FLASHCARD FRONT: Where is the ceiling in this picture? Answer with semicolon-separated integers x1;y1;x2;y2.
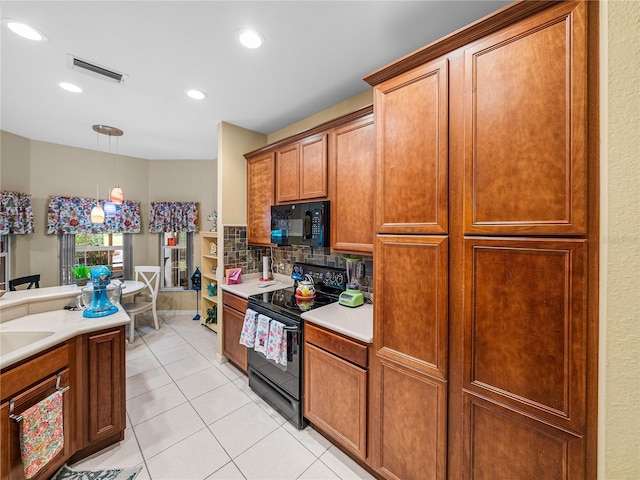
1;1;511;160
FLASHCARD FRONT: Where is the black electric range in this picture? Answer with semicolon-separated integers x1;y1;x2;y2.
246;262;346;429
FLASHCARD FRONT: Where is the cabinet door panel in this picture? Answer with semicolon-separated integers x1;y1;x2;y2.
375;58;448;234
330;115;375;253
222;304;248;373
304;343;367;460
299;134;328;200
374;360;446;480
88;330;124;442
247;152;275;245
276;143;300;203
463;1;587;234
464;395;584;480
375;235;448;379
464;237;586;430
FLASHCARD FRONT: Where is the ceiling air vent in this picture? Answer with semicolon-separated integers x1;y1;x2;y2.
66;54;129;84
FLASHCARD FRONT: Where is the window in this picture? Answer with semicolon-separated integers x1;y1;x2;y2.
0;234;9;291
59;233;132;284
160;232;193;290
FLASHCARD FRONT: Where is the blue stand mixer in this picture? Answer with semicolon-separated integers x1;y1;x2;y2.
80;265;119;318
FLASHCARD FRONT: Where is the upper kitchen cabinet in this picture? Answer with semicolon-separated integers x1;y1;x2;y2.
329;113;375;253
247;152;275;246
374;58;449;235
276;133;328;204
462;1;587;235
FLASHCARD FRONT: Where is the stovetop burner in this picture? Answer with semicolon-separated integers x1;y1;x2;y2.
248;287;338;320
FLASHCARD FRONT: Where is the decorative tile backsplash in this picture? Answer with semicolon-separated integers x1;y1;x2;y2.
223;225;374;293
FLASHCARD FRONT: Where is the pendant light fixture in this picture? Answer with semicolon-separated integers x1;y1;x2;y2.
90;129;105;224
92;124;124;204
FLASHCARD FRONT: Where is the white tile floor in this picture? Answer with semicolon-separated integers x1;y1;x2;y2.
70;313;376;480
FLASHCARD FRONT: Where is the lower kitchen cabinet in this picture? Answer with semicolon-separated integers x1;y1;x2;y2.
1;346;72;480
222;291;248;373
304;323;368;461
0;327;127;479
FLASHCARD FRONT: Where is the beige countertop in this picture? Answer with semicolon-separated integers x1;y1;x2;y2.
301;302;373;344
1;306;130;370
220;273;373;343
220;273;293;299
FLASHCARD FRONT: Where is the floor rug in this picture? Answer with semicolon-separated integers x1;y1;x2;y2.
50;465;142;480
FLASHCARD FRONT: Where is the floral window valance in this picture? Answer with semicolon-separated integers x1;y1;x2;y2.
149;202;199;233
0;191;34;234
47;196;141;234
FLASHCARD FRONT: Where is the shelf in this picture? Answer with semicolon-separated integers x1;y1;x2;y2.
202;295;218;304
202;322;218;332
202;272;217;281
203;254;218;260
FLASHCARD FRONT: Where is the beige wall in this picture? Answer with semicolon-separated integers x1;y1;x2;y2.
267;89;373;144
600;1;640;478
0;131;216;310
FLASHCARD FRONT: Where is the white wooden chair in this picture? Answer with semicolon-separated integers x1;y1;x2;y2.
122;266;161;343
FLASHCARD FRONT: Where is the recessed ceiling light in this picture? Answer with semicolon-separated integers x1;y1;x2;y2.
186;89;207;100
59;82;82;93
238;29;264;49
4;19;47;42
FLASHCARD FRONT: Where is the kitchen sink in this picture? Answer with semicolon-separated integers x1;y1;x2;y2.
0;331;55;356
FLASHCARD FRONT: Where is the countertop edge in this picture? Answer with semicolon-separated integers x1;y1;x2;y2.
1;307;130;370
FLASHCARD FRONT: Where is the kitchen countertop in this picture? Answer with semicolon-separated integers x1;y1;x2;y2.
220;273;293;299
1;306;130;370
301;302;373;344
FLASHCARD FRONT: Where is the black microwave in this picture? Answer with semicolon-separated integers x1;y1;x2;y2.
271;201;329;247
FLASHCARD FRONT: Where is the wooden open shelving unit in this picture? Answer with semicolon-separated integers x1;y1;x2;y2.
200;232;219;333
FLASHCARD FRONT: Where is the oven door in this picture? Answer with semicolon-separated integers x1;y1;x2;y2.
246;302;304;428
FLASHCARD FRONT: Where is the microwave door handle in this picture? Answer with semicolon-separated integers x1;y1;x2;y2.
304;210;312;239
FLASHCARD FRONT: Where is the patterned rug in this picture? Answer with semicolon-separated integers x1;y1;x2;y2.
51;465;142;480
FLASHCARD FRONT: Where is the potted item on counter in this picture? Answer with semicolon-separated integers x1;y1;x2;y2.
72;264;91;286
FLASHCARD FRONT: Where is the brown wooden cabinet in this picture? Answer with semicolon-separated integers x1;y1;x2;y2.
374;58;449;235
247;152;275;245
86;329;125;443
365;1;597;479
276;133;328;203
1;328;127;479
371;235;448;480
329;114;375;253
1;346;72;480
222;291;248;373
304;323;368;461
461;2;587;236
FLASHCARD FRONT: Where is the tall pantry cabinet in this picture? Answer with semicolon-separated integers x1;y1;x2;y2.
366;1;598;479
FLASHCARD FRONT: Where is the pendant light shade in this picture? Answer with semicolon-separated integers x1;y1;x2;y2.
91;204;105;223
109;186;124;204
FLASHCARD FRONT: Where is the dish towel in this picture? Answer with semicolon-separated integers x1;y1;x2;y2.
20;390;64;479
265;320;288;366
239;308;258;347
254;314;271;354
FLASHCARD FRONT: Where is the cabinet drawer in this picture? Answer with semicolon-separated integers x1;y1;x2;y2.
305;323;367;369
223;292;248;313
1;344;69;401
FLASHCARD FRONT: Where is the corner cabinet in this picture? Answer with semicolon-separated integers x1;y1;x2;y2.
200;232;220;333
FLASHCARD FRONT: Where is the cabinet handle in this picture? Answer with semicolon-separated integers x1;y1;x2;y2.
8;373;71;423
